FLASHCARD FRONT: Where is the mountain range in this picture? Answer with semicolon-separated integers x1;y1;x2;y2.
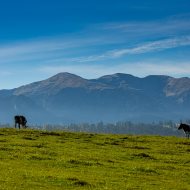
0;72;190;125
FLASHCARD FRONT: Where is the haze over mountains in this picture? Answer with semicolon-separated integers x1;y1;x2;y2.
0;72;190;125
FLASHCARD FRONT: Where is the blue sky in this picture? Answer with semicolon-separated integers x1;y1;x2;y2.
0;0;190;89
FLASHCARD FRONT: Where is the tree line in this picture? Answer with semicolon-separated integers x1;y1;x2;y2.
1;120;189;136
30;120;189;136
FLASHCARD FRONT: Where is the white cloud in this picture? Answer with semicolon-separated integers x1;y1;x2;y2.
56;36;190;63
0;16;189;65
0;71;12;76
0;35;109;64
1;35;190;65
101;17;190;39
108;36;190;58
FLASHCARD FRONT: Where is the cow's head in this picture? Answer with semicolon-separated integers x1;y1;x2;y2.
178;123;184;130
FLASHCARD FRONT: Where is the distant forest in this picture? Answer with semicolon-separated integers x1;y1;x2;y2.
3;120;187;137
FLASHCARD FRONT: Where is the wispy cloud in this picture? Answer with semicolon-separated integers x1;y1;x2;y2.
0;37;101;62
0;15;189;65
108;36;190;57
1;15;190;89
57;35;190;63
1;35;190;65
0;71;12;76
101;16;190;39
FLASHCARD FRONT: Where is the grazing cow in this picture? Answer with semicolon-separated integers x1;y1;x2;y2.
178;123;190;139
14;115;27;129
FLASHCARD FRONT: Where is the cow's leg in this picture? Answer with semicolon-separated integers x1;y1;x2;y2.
18;123;20;129
15;122;16;128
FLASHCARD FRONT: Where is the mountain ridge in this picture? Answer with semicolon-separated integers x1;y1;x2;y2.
1;72;190;124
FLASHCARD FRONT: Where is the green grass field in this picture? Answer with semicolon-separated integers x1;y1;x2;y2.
0;128;189;190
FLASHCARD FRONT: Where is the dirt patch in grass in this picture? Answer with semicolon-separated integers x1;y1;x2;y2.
32;143;46;148
68;159;103;167
67;177;92;187
0;147;12;151
131;146;150;150
22;136;37;140
132;167;159;174
0;139;7;142
177;141;190;146
133;153;155;160
28;155;53;161
68;159;93;166
40;131;62;136
74;180;90;186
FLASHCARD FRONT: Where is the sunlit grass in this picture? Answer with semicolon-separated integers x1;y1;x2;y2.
0;128;189;189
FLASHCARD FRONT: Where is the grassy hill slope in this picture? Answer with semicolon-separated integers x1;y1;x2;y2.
0;128;189;189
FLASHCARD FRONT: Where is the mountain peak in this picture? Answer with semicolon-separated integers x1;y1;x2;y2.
95;73;139;88
49;72;84;81
13;72;88;96
99;73;136;80
46;72;87;86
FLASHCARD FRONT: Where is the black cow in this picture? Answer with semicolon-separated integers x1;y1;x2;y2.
14;115;27;129
178;123;190;139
